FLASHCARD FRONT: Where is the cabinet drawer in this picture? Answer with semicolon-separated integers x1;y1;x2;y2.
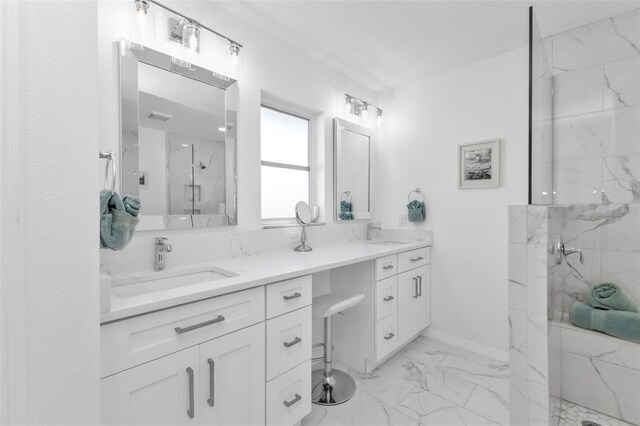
101;287;265;378
266;359;311;426
266;276;312;319
375;314;398;361
266;306;312;381
398;247;431;273
375;276;397;321
375;255;398;281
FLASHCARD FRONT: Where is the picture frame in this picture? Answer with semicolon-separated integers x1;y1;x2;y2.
458;139;500;189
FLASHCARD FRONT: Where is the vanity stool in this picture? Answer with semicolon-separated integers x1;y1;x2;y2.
311;293;365;406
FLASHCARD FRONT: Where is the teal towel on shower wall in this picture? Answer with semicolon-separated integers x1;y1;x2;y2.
570;302;640;343
588;283;639;313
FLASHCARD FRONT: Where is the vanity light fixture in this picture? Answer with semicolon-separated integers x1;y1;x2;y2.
345;94;383;121
218;126;226;132
135;0;243;58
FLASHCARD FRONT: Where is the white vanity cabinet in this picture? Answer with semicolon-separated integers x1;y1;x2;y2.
331;245;431;373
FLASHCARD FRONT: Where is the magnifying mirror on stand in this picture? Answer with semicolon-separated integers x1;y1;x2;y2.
294;201;313;252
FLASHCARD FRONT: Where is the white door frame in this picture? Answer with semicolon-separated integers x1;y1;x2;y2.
1;1;26;423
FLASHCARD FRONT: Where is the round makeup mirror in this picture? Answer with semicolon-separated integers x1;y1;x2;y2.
294;201;313;252
295;201;313;225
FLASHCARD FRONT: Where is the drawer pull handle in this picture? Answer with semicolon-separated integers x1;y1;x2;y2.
382;265;394;270
283;292;302;301
175;315;225;334
413;277;419;299
186;367;195;419
410;256;424;262
383;296;394;302
384;332;395;340
283;337;302;348
207;358;215;407
283;393;302;408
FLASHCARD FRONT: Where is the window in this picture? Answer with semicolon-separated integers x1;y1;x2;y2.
260;105;311;221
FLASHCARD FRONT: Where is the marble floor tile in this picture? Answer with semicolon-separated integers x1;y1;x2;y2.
397;388;499;426
323;389;419;426
406;335;497;368
302;404;345;426
437;354;510;401
464;385;509;425
379;352;476;406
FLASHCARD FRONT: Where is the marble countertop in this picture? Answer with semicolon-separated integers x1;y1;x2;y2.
101;237;432;324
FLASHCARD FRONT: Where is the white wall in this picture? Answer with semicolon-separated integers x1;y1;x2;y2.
378;46;529;353
13;1;101;423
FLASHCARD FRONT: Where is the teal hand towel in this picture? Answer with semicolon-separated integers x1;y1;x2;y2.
570;302;640;343
339;211;353;220
406;200;425;222
588;283;638;312
100;190;139;250
340;200;352;213
122;195;141;217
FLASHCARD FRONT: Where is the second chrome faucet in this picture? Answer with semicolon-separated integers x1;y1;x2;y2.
154;237;173;271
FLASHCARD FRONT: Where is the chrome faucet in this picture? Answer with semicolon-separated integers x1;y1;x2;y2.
367;222;382;240
154;237;172;271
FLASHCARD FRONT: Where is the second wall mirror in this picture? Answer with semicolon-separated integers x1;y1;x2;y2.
334;118;374;221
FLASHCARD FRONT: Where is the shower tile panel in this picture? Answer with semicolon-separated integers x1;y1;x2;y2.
528;379;550;426
553;158;603;204
602;155;640;204
509;308;528;378
526;244;549;315
509;374;529;426
601;250;640;306
561;351;640;425
550;8;640;75
509;206;528;244
604;56;640;110
554;67;604;119
526;313;549;385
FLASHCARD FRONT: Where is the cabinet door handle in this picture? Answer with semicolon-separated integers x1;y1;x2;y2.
186;367;195;419
418;276;423;297
413;277;419;299
383;296;394;302
283;393;302;408
410;256;424;262
207;358;215;407
382;264;394;270
175;315;225;334
283;337;302;348
283;292;301;301
384;332;395;340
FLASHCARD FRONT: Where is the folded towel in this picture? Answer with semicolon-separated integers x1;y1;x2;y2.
122;195;141;217
340;200;352;213
100;190;139;250
588;283;638;312
339;211;353;220
406;200;425;222
570;302;640;343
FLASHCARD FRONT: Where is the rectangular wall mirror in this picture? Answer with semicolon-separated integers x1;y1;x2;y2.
119;39;238;230
334;118;374;221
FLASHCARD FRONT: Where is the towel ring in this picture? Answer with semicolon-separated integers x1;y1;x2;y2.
408;188;425;203
100;151;117;192
340;191;352;202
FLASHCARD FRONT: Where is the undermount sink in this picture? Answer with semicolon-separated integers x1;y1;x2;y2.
111;265;238;298
368;240;409;245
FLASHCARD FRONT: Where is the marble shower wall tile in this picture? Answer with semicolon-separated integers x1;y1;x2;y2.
560;324;640;371
509;374;529;426
561;351;640;424
553;158;603;204
602;155;640;204
554;66;604;118
509;206;528;244
604;56;640;110
509;244;527;311
601;250;640;304
550;8;640;75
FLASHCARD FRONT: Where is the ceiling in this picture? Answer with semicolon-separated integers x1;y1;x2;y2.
217;0;639;92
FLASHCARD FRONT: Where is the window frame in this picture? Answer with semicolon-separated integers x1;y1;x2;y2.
260;103;314;224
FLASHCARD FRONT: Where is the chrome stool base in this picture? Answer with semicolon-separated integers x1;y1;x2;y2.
311;368;356;406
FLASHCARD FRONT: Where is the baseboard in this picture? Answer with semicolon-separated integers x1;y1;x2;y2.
421;328;509;364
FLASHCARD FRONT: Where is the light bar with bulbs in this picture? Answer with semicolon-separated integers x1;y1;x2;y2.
345;94;383;121
134;0;242;57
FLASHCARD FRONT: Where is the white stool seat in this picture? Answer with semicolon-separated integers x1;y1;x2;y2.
313;294;364;318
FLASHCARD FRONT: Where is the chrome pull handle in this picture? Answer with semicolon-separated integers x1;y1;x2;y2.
413;277;419;298
410;256;424;262
283;292;301;301
207;358;215;407
384;332;395;340
383;264;394;270
175;315;225;334
186;367;195;419
283;393;302;408
383;296;394;302
418;276;423;297
283;337;302;348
